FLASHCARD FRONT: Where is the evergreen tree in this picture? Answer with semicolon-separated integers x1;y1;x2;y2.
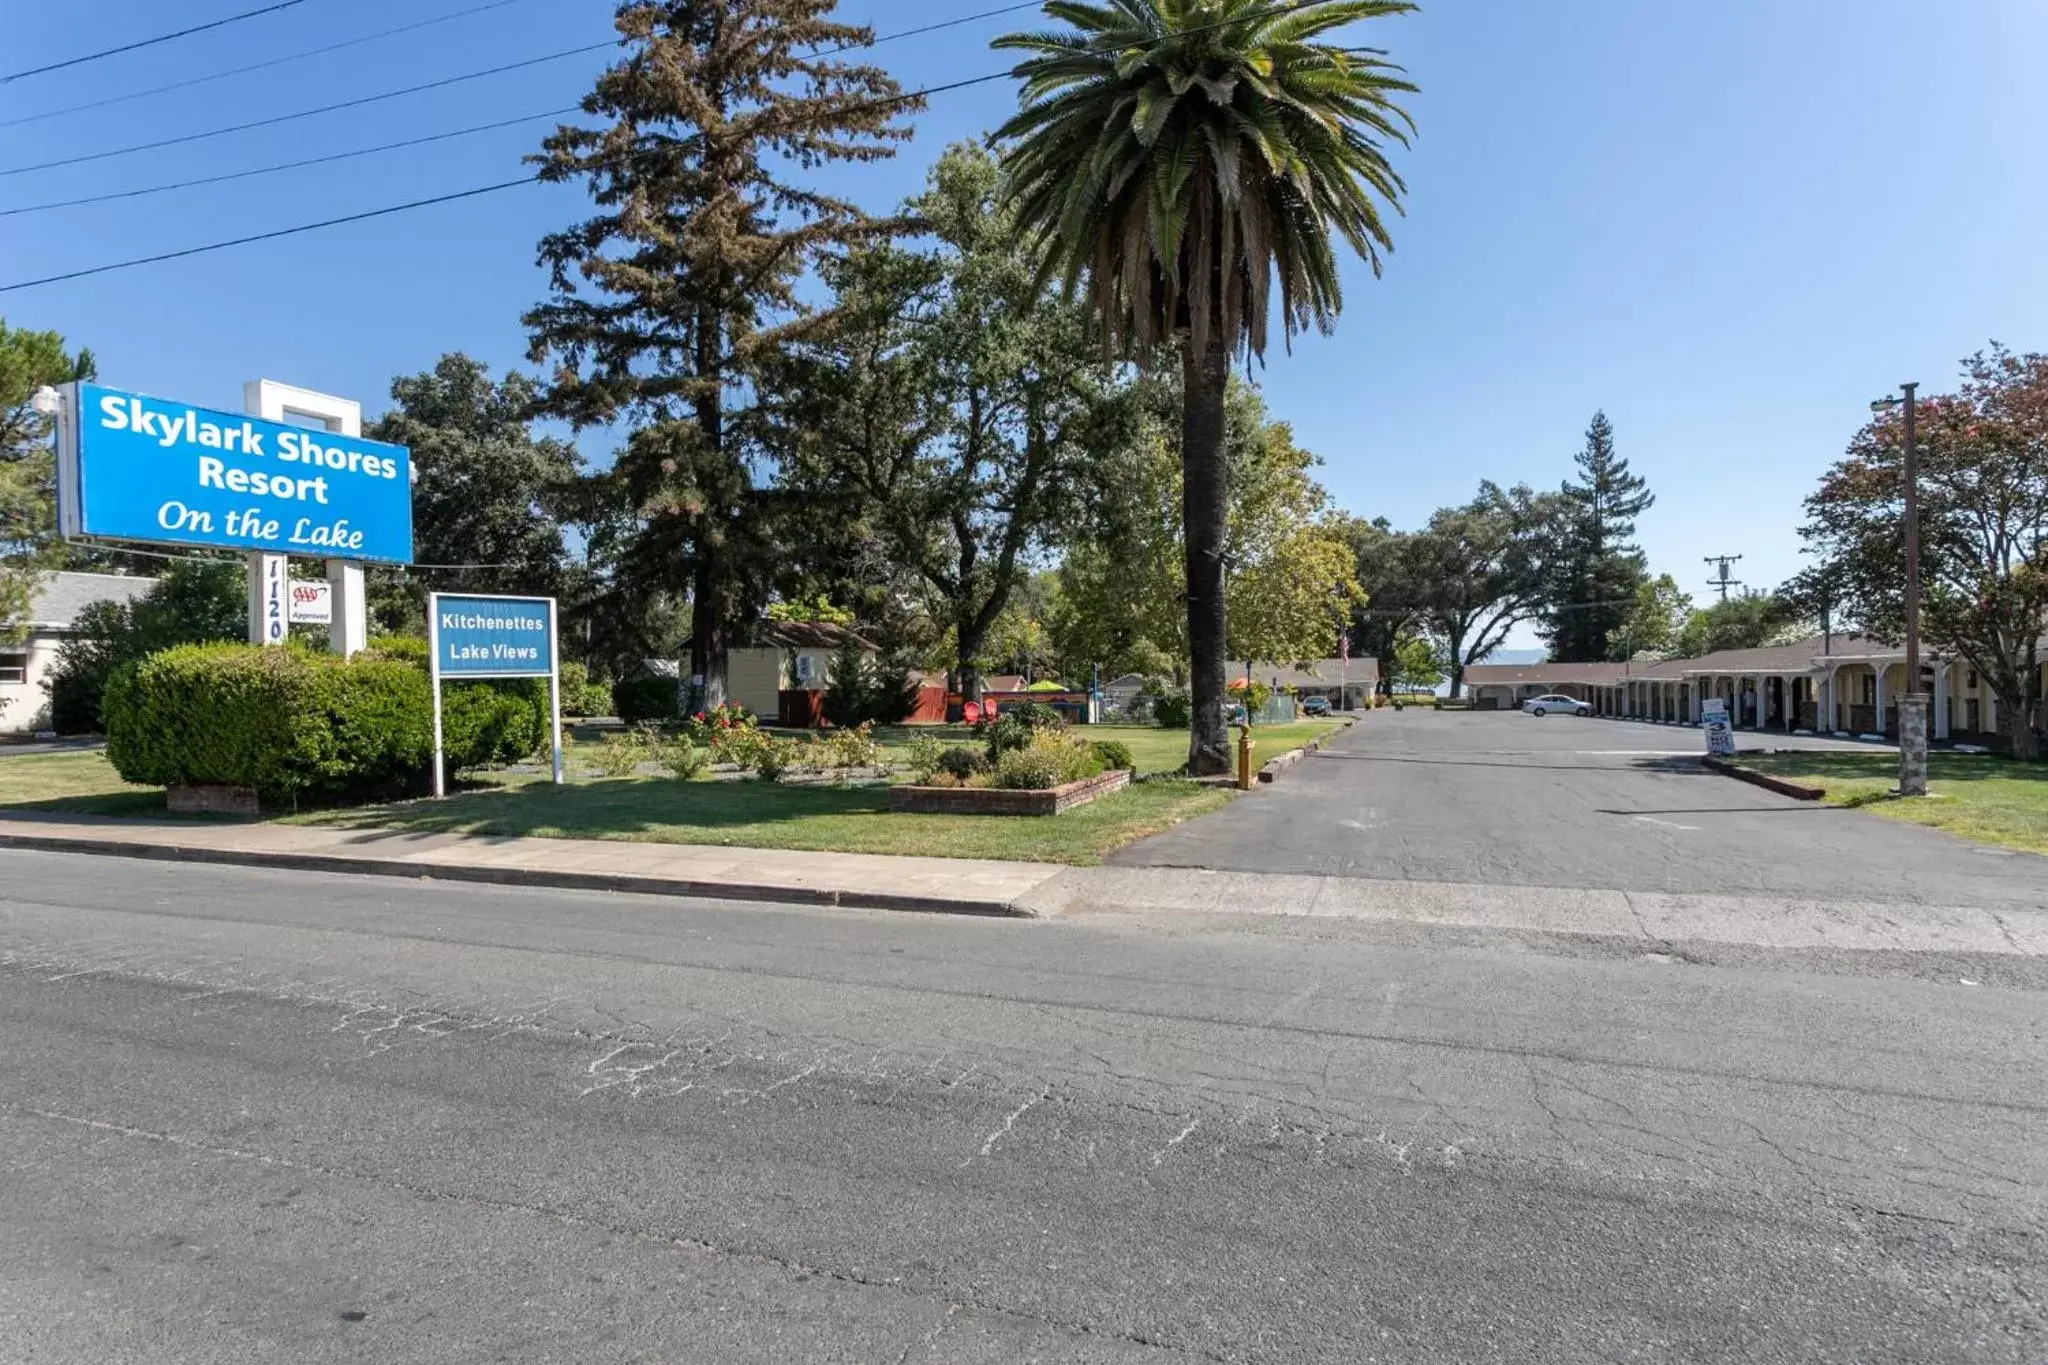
1544;410;1654;661
1;320;96;635
364;354;581;633
524;0;916;710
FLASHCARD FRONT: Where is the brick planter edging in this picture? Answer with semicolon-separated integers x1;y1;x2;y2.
1701;756;1824;801
888;768;1131;816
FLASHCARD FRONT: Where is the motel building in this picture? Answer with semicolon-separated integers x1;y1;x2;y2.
1463;635;2047;751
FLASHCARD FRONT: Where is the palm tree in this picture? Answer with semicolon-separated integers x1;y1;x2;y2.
995;0;1414;772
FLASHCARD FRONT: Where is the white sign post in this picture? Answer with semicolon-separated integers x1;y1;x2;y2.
427;592;564;798
243;380;370;657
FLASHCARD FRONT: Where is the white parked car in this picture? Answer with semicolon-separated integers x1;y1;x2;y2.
1523;694;1592;717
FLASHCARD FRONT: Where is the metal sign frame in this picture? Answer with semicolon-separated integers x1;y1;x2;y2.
426;592;564;797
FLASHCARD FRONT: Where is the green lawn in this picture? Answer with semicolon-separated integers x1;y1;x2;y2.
0;741;1241;865
1735;750;2048;856
302;773;1229;864
0;750;175;817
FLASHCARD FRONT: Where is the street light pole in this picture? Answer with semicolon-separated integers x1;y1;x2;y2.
1873;383;1927;797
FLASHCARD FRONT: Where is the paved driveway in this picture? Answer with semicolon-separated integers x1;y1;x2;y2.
1115;711;2047;908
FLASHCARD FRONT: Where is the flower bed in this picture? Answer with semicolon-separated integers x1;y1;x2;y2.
888;768;1130;816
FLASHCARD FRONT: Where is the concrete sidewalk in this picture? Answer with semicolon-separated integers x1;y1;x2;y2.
0;814;1064;917
4;813;2042;956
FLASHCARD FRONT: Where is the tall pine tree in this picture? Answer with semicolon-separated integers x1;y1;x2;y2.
524;0;916;707
1543;410;1654;661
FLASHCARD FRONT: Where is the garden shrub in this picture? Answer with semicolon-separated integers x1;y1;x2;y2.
994;731;1103;791
364;636;544;769
558;661;615;717
709;724;772;770
753;736;801;782
104;643;431;803
686;701;757;743
979;700;1066;759
905;733;945;784
1149;687;1191;729
614;674;684;725
937;745;987;782
590;732;647;777
826;721;884;773
820;640;919;727
1089;738;1135;771
657;734;709;780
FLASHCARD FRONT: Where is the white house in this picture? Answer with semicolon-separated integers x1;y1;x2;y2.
1;571;156;736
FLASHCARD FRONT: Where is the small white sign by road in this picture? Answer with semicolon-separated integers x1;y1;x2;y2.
1702;698;1735;757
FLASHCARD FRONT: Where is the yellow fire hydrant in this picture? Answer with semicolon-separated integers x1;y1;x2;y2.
1235;721;1256;790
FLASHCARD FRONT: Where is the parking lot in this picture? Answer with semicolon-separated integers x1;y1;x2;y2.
1115;709;2047;909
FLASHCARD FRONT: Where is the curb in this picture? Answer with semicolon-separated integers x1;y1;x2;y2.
1256;725;1349;783
1701;756;1825;801
0;831;1033;919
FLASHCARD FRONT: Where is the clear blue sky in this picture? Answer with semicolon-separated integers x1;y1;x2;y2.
6;0;2046;644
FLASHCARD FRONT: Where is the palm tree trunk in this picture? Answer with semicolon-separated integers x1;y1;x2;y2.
1182;336;1231;775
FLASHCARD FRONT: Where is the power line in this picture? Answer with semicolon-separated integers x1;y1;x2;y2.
0;0;534;128
0;178;540;293
1;109;578;218
1;0;320;85
0;61;1028;292
0;42;617;179
0;0;1370;291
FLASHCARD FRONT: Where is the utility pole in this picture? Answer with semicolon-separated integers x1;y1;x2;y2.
1703;554;1744;602
1871;383;1927;796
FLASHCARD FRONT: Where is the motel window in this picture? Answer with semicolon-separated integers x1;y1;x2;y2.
0;650;26;685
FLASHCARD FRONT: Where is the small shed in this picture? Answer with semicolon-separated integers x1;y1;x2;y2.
710;621;877;725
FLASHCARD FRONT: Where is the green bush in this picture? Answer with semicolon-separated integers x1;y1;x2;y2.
1089;738;1135;771
558;661;615;717
590;732;647;778
753;736;801;782
994;731;1104;791
979;700;1067;759
104;643;431;803
905;733;946;784
657;734;709;780
1149;687;1191;729
937;745;987;781
364;636;544;769
614;674;684;725
820;640;919;727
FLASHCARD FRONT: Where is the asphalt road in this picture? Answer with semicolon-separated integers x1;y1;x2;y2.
5;849;2045;1363
1114;711;2048;907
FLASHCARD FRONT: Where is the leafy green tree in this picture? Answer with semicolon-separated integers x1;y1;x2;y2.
1;320;95;639
1673;591;1798;658
1388;632;1443;690
1614;572;1691;660
44;560;245;733
1343;517;1425;697
1797;345;2048;758
996;0;1417;773
1415;482;1563;694
1544;410;1653;661
767;144;1114;698
1055;375;1357;678
363;354;581;633
526;0;916;711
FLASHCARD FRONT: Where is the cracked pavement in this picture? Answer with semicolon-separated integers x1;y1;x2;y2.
3;846;2045;1363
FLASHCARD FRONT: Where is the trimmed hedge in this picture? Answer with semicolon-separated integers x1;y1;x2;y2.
104;639;549;805
105;644;431;802
364;636;546;768
615;674;684;725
